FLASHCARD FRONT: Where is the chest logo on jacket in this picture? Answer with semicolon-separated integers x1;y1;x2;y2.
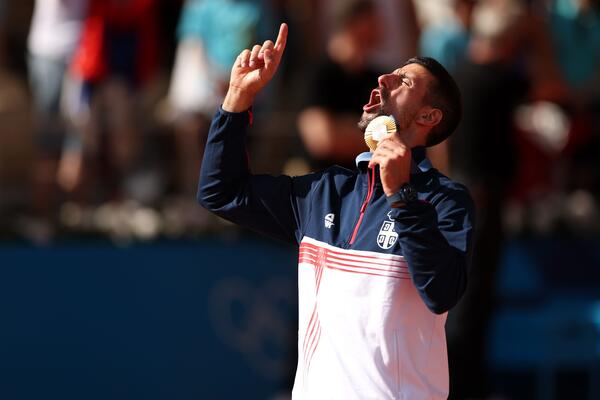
377;215;398;250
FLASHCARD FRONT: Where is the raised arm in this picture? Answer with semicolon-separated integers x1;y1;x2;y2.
197;24;323;244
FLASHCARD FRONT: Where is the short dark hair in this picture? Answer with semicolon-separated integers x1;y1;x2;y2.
403;56;462;147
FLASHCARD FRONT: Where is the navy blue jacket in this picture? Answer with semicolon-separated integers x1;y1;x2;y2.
198;108;475;314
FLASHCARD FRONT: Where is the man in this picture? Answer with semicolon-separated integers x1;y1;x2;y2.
298;0;383;170
198;24;474;399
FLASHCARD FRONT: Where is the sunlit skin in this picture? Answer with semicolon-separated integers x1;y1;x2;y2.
362;64;443;195
222;23;288;113
222;24;443;197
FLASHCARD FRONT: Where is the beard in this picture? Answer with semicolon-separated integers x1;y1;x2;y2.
357;108;386;132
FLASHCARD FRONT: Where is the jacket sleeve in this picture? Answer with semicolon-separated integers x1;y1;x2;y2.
389;187;475;314
197;107;322;244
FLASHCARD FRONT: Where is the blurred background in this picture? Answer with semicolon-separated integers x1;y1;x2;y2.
0;0;599;399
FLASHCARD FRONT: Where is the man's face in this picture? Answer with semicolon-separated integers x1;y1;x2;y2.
359;63;433;133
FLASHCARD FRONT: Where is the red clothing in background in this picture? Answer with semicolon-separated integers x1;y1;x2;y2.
71;0;159;85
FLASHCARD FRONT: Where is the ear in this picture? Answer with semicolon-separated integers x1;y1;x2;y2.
417;107;443;128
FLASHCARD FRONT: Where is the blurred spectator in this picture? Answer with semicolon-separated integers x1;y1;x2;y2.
296;0;382;170
502;0;600;230
0;1;32;229
543;0;600;204
418;0;477;175
320;0;419;71
545;0;600;97
445;0;531;398
370;0;420;71
27;0;88;218
419;0;475;73
63;0;161;204
164;0;268;198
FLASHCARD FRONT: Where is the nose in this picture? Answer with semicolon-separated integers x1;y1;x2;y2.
377;73;394;88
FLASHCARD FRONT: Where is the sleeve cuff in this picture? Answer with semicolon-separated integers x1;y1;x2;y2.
218;106;253;124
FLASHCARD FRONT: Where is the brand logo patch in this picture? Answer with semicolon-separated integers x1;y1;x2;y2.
324;213;335;229
377;220;398;250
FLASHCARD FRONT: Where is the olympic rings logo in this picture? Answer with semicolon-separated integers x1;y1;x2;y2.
208;276;297;379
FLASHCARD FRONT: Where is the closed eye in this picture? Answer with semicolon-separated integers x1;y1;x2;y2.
399;73;410;86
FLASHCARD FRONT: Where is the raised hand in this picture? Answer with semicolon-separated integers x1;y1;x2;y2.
223;23;288;112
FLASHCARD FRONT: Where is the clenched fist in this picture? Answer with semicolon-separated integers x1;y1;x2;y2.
368;134;412;196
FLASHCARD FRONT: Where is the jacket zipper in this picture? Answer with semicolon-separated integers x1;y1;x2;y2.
349;167;376;245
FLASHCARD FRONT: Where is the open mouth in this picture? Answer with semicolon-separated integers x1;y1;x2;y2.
363;88;383;113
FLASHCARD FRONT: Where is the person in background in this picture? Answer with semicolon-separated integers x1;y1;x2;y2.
369;0;420;71
544;0;600;97
63;0;160;204
297;0;382;171
319;0;419;71
417;0;477;176
164;0;268;199
542;0;600;200
419;0;476;74
444;0;553;397
27;0;88;217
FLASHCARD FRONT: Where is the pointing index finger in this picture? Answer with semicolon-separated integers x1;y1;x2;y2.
274;23;288;53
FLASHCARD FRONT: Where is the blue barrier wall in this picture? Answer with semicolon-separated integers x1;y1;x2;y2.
0;238;298;400
488;237;600;400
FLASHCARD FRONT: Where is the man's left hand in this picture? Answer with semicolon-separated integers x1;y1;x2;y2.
368;134;411;196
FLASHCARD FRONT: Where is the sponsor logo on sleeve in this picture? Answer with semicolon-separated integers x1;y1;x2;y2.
324;213;335;229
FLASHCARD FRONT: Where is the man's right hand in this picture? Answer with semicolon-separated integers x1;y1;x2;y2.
222;23;288;113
